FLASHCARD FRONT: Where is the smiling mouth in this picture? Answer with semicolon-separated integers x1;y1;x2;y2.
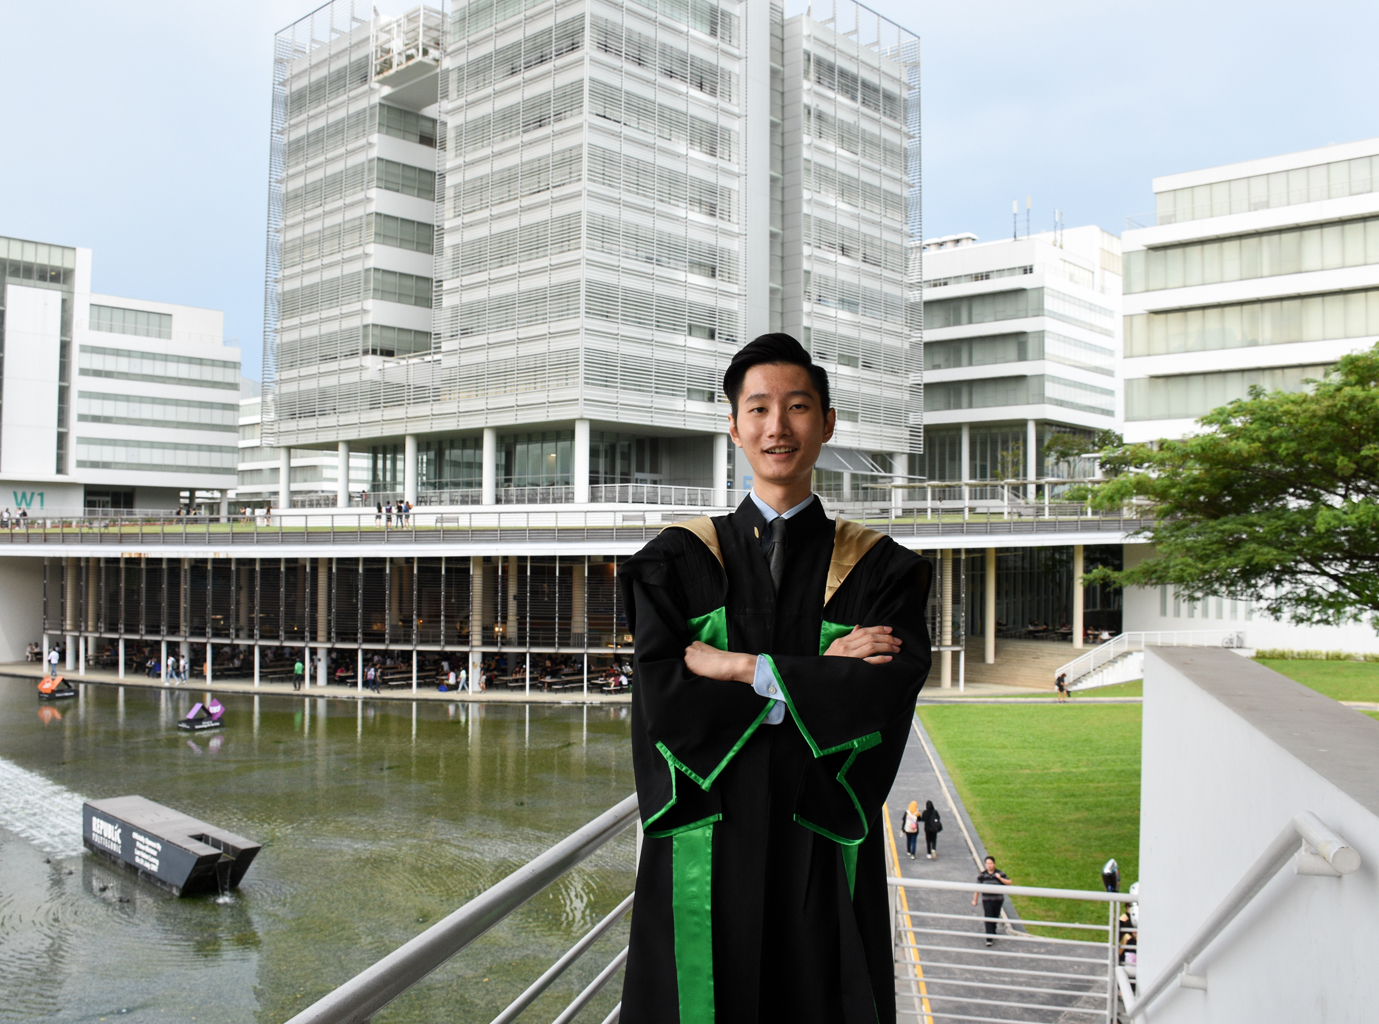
763;446;798;455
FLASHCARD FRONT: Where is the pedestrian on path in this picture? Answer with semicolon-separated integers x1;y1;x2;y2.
973;856;1012;946
178;654;190;685
47;646;60;678
902;801;920;858
921;799;943;859
292;657;305;691
1055;672;1069;702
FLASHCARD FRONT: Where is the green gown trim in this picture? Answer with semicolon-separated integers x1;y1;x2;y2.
819;619;854;655
673;823;716;1024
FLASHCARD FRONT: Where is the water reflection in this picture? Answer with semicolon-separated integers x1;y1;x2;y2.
0;677;634;1024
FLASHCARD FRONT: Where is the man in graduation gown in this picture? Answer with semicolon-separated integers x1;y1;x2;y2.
619;333;934;1024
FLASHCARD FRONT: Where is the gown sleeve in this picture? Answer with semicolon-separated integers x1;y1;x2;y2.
761;544;933;843
621;533;776;835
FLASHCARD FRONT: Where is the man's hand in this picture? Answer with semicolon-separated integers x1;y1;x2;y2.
825;625;902;664
684;641;757;684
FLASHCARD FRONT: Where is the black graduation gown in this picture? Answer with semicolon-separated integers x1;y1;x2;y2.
618;496;933;1024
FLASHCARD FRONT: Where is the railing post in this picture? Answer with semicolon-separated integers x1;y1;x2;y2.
1106;899;1119;1023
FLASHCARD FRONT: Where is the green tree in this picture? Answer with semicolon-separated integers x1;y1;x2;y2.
1083;344;1379;630
1042;429;1124;476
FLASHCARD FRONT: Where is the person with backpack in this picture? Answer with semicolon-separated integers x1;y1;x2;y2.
921;799;943;859
902;801;921;859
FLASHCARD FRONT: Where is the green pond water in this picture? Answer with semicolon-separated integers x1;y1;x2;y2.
0;677;636;1023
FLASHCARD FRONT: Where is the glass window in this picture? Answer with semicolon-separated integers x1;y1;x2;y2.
1125;364;1331;421
89;305;172;340
1156;151;1379;224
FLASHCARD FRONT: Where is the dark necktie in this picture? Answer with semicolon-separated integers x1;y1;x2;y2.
768;517;787;593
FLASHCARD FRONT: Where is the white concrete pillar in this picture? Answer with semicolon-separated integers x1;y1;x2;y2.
482;427;497;505
278;447;292;510
712;432;729;507
1026;418;1038;502
571;558;586;646
357;647;363;691
161;639;169;685
78;634;86;676
573;418;591;503
65;636;76;671
118;638;125;680
960;423;971;506
841;471;852;501
337;441;351;507
891;451;908;513
940;549;953;688
404;434;418;505
317;645;327;687
1073;544;1085;649
252;643;259;687
985;547;997;665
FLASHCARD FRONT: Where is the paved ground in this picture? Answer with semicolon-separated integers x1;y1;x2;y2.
0;661;631;706
884;715;1118;1022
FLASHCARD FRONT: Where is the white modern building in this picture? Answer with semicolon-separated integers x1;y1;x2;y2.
0;235;241;515
919;226;1123;490
1121;137;1379;443
262;0;922;508
236;394;372;508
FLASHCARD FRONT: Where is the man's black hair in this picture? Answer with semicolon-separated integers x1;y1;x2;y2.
722;332;831;415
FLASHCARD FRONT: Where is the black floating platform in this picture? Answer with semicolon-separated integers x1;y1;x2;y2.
83;796;260;897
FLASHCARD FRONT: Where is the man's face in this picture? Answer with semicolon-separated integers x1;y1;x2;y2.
728;362;835;491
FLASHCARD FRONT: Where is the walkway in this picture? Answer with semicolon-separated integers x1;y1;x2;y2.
0;662;631;706
884;715;1113;1021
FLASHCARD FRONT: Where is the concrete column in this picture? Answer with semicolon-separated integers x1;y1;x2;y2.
984;547;997;665
337;441;351;507
252;643;259;687
78;633;85;675
389;559;401;640
317;557;329;686
317;646;327;688
162;639;169;686
471;556;487;646
1026;419;1038;502
571;558;586;646
573;418;591;503
85;557;97;633
841;471;852;501
64;556;78;671
482;427;497;505
404;434;418;504
278;447;292;510
712;432;729;507
940;549;953;688
118;638;125;679
891;451;908;513
1073;544;1085;649
507;556;520;646
960;423;971;506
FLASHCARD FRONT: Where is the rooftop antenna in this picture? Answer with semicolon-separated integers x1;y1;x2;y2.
1012;199;1018;240
1026;195;1032;238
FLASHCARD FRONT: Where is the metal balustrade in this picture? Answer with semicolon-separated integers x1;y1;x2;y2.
0;508;1154;548
890;877;1137;1024
1056;630;1249;687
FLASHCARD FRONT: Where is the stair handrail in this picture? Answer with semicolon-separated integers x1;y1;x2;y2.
283;793;639;1024
1127;811;1359;1018
1056;630;1249;684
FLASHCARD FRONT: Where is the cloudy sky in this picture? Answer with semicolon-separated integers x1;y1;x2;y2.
2;0;1374;381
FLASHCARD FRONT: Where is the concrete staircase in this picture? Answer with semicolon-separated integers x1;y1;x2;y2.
954;639;1073;690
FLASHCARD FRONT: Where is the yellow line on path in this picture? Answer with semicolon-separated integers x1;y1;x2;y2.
883;801;933;1024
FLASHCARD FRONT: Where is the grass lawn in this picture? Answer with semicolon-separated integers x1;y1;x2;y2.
917;703;1140;929
1254;658;1379;703
1071;681;1142;698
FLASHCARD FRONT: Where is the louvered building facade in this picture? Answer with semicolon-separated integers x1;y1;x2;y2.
262;0;919;509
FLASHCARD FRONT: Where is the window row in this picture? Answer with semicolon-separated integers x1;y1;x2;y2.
276;323;433;370
803;159;905;221
449;16;583;99
591;14;736;102
924;330;1115;376
589;144;734;221
924;374;1115;416
803;49;904;122
89;304;172;340
803;213;905;273
1124;215;1379;293
278;267;433;319
376;104;437;147
803;104;905;174
805;325;909;375
77;392;239;431
455;145;582;214
455;79;585;155
925;265;1034;290
285;52;370;120
1043;290;1116;337
804;270;906;323
452;211;583;276
1125;364;1331;421
282;158;436;219
627;0;738;45
589;78;735;160
280;212;434;268
587;212;738;282
78;345;240;390
1124;287;1379;357
284;107;369;168
75;437;239;473
1154;153;1379;225
926;287;1115;336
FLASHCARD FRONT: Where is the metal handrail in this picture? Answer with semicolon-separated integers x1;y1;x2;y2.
1126;811;1360;1018
283;793;639;1024
1056;630;1248;685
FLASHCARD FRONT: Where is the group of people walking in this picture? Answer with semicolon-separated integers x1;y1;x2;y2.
901;798;1015;946
374;501;412;527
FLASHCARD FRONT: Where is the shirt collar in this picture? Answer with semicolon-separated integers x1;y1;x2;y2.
749;490;816;523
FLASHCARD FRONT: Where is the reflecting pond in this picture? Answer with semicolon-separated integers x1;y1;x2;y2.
0;678;635;1023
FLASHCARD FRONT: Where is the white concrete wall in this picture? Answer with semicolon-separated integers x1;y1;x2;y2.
1;285;62;476
1122;542;1379;654
1139;648;1379;1023
0;557;45;661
